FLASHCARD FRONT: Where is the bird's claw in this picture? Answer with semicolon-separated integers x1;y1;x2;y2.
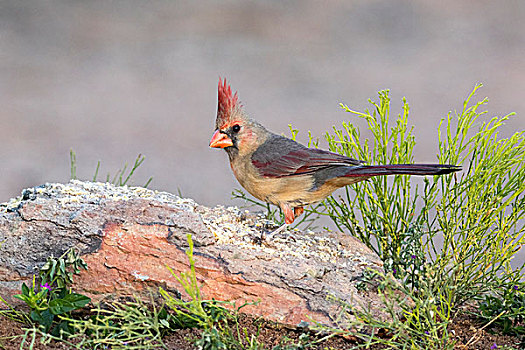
252;223;295;246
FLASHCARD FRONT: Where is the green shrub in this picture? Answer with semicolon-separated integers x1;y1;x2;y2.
478;282;525;336
315;84;525;347
13;249;90;336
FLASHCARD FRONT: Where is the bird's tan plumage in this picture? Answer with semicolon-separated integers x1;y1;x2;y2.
210;78;461;225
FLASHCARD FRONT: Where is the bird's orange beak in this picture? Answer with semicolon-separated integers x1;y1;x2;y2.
209;130;233;148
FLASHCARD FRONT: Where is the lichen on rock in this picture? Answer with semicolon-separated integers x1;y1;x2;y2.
0;180;387;328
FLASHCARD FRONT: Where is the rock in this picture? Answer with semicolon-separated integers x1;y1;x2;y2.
0;181;386;328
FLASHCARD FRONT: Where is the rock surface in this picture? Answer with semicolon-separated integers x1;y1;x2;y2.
0;181;385;328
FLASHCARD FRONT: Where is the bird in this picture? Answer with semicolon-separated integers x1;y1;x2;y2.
209;78;460;233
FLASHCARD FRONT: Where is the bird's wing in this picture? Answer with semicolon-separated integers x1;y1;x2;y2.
251;134;363;178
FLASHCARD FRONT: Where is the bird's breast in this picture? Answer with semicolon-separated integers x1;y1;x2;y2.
231;158;318;206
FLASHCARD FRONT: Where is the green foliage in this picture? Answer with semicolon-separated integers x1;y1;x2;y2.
355;268;381;292
161;234;265;350
478;282;525;336
69;150;153;187
317;270;456;350
39;248;88;289
161;234;220;330
195;327;227;350
66;296;170;349
323;91;422;270
0;294;30;324
13;248;90;336
70;149;77;180
315;84;525;346
421;87;525;307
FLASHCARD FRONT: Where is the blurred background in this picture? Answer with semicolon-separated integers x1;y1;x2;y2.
1;0;524;209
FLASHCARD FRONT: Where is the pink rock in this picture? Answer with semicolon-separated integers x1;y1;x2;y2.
0;181;386;327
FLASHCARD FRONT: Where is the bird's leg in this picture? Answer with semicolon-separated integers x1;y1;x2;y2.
282;203;295;225
294;206;304;218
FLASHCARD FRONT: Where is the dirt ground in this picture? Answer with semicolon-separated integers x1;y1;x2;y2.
0;312;523;350
0;314;357;350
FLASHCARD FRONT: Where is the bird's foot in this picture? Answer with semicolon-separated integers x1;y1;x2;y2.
253;223;296;246
264;223;288;239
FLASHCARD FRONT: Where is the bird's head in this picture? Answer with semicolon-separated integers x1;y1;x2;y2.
209;78;266;157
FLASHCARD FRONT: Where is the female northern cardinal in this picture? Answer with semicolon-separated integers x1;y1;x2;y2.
210;78;460;227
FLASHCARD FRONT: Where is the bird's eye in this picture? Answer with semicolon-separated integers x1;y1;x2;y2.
232;124;241;133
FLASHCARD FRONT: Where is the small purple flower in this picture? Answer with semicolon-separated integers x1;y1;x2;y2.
513;285;519;290
424;331;429;335
411;255;416;259
40;283;52;291
490;343;498;349
392;268;397;275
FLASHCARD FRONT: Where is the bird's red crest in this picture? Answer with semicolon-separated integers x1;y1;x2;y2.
217;78;241;126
